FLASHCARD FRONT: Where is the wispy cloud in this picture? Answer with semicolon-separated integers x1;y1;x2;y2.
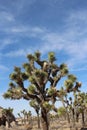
4;26;46;37
4;48;35;57
13;0;36;15
66;10;87;25
4;49;27;57
0;65;9;71
0;9;87;72
71;66;87;72
0;11;15;22
0;38;18;50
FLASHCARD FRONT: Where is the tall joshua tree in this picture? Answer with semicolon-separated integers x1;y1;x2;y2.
3;51;81;130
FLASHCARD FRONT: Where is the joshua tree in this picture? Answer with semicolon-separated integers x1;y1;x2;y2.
74;92;87;126
56;74;82;130
30;99;40;128
3;51;81;130
27;110;32;122
57;106;66;119
20;109;32;124
1;107;16;127
20;109;26;124
18;113;21;118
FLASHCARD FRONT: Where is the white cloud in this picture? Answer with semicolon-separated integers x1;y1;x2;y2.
0;9;87;72
0;38;18;50
0;11;15;23
4;26;46;38
0;65;9;71
3;23;87;70
5;49;26;57
13;0;36;15
66;10;87;24
4;48;34;57
71;66;87;72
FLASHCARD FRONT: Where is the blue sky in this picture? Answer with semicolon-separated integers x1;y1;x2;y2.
0;0;87;116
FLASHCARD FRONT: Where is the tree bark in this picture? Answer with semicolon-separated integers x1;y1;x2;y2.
82;111;85;127
41;108;49;130
37;112;40;128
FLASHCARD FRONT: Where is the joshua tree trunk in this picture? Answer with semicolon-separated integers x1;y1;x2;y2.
76;112;79;122
72;109;75;127
71;109;78;130
37;112;40;129
41;108;49;130
82;111;85;127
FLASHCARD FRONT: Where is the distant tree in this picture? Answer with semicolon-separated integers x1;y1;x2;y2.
57;106;66;119
74;92;87;126
30;99;40;128
3;51;81;130
18;109;32;125
21;109;26;124
18;113;21;118
2;107;15;127
55;74;82;130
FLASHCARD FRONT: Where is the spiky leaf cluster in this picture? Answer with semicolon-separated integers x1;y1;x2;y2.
47;87;56;96
34;51;41;61
3;90;12;99
30;99;40;113
27;54;35;61
27;85;36;94
60;63;69;76
23;63;32;75
42;101;53;112
57;107;66;117
48;52;56;63
64;74;78;92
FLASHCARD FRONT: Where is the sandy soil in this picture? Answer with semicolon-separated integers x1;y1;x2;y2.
0;119;87;130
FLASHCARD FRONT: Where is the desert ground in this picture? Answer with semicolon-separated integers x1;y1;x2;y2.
0;117;87;130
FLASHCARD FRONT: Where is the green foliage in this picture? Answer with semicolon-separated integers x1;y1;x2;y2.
27;54;35;61
48;52;56;63
64;79;74;90
9;82;15;88
30;100;36;107
60;63;69;76
34;51;41;61
29;76;36;83
23;63;32;75
57;107;66;117
10;73;17;80
3;90;12;99
42;101;52;111
34;69;48;82
3;87;23;99
30;99;40;113
60;63;67;69
35;69;47;77
58;87;66;97
21;72;28;80
47;87;56;96
2;107;13;115
27;84;36;94
68;74;77;82
14;66;21;73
